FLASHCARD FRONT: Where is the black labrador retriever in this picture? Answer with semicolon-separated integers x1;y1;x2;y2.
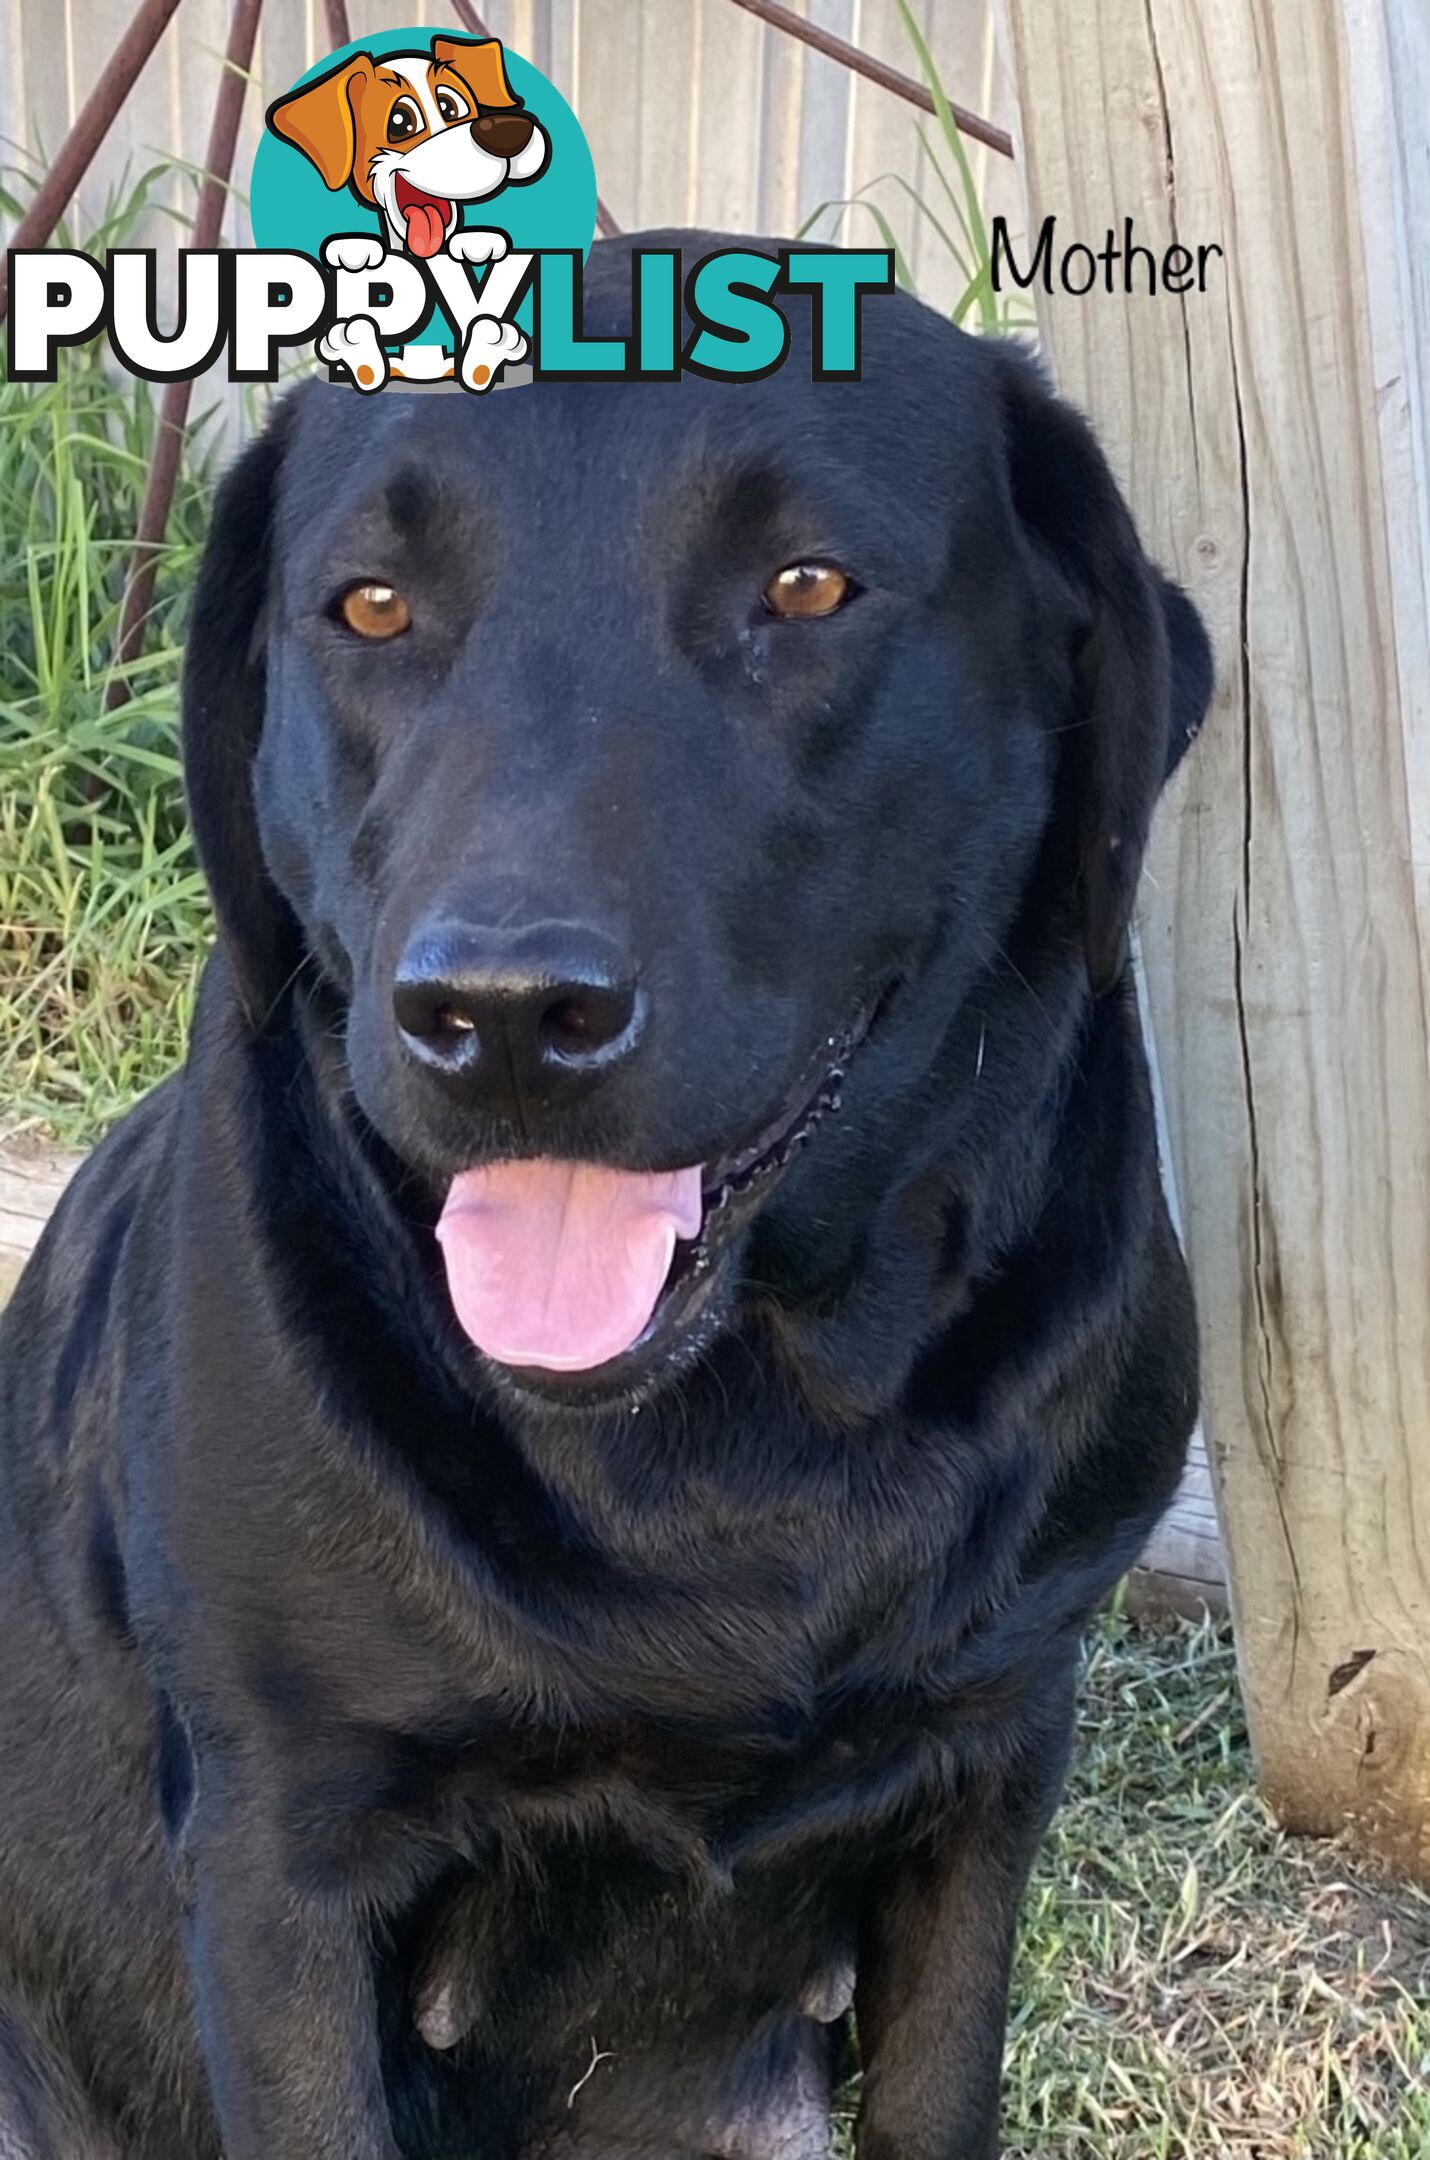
0;232;1211;2160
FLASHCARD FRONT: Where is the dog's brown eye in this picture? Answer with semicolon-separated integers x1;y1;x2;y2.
435;86;470;124
387;97;423;143
762;562;855;620
338;583;412;640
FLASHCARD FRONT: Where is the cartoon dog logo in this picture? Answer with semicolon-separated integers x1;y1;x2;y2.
268;34;548;392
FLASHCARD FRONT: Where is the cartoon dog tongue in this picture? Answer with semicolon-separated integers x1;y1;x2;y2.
436;1161;704;1373
401;191;449;259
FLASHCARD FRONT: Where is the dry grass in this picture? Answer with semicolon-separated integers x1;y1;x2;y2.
835;1613;1430;2158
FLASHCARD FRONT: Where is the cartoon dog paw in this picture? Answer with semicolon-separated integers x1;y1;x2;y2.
459;316;527;393
322;234;388;274
448;228;510;268
319;316;389;393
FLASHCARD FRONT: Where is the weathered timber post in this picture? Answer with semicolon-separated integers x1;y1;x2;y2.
994;0;1430;1877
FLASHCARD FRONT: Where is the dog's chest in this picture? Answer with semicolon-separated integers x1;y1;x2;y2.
395;1766;865;2160
384;1549;976;2158
404;1454;973;1861
419;1546;949;1852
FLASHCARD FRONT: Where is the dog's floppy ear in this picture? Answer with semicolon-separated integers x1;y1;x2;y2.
182;402;302;1030
430;34;521;110
267;54;375;190
998;349;1213;993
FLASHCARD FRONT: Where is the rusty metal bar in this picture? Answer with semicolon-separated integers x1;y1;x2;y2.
323;0;353;49
727;0;1013;159
107;0;265;707
449;0;622;235
0;0;187;321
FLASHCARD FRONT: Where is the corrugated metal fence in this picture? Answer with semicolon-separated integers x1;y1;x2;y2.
0;0;1022;419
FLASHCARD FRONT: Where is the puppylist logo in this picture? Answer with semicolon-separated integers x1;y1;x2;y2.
5;28;893;393
255;28;584;393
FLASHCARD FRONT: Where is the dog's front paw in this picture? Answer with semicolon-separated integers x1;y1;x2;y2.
448;228;510;267
318;317;389;393
459;317;527;392
323;233;387;274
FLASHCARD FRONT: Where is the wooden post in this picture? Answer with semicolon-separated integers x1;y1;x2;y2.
993;0;1430;1877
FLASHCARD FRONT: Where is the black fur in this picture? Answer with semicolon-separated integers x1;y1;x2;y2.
0;233;1211;2160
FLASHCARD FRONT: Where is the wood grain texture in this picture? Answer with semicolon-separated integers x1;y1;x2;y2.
996;0;1430;1878
1;0;29;153
1134;932;1227;1607
755;0;809;235
1130;1445;1226;1619
0;1143;78;1308
635;0;702;231
572;0;642;227
688;0;767;234
796;0;855;235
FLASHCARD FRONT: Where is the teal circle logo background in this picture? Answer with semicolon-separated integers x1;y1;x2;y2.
250;31;597;346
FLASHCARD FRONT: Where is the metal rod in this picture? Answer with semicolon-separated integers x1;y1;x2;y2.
726;0;1013;159
107;0;265;707
323;0;352;49
449;0;622;235
0;0;187;320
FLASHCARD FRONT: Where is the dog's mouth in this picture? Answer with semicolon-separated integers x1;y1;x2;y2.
434;1012;870;1387
393;174;457;259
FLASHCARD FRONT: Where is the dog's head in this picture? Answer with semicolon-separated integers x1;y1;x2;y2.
183;234;1212;1408
267;34;549;258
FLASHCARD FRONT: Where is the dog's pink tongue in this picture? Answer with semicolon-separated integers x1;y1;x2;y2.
403;200;448;258
436;1160;704;1373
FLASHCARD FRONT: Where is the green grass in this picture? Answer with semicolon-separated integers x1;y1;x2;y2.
832;1614;1430;2159
0;169;221;1141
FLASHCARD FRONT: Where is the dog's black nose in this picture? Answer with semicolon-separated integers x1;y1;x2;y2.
473;110;535;158
393;921;644;1113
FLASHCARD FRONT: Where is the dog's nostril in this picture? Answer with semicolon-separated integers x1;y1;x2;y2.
542;996;593;1052
393;979;479;1054
538;983;636;1061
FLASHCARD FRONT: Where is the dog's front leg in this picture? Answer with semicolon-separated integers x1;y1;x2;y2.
855;1699;1075;2160
182;1775;397;2160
